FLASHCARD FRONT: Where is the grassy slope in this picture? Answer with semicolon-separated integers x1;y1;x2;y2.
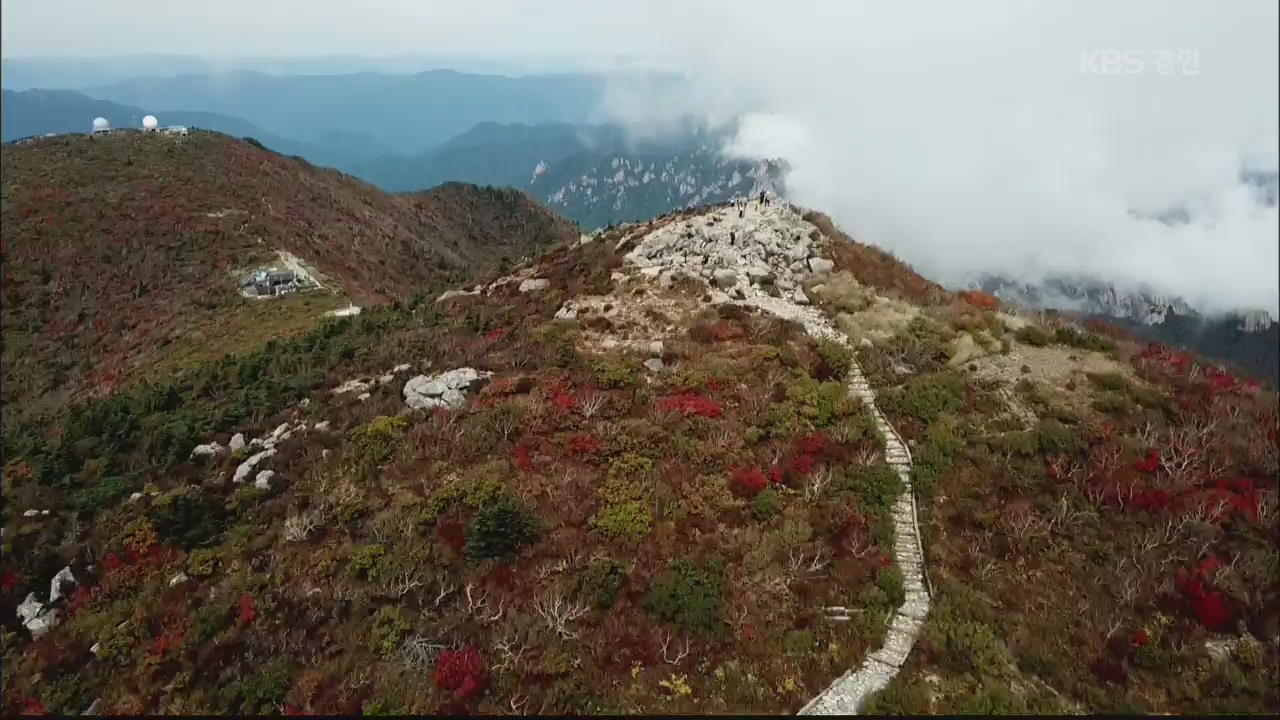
1;131;578;422
0;199;1275;715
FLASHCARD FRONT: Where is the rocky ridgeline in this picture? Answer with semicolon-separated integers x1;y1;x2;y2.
626;198;832;306
623;196;932;716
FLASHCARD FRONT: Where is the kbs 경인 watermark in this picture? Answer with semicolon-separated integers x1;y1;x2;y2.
1079;49;1201;76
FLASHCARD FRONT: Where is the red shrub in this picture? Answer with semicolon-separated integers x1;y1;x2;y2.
436;518;466;552
566;433;603;455
960;290;999;311
709;321;744;342
514;445;533;471
1133;630;1149;647
731;468;768;497
552;391;577;411
0;569;17;594
484;327;509;343
795;433;828;456
19;699;46;716
1134;450;1160;473
433;647;490;701
791;453;818;476
656;393;722;419
768;464;785;485
238;593;256;625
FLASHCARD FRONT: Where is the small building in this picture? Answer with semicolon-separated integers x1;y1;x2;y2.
161;126;189;136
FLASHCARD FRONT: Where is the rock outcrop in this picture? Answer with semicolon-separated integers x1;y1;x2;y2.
403;368;493;410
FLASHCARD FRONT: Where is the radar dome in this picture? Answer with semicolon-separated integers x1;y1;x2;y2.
142;115;159;130
92;117;109;131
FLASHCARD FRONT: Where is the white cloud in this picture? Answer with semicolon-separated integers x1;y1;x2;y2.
600;0;1280;314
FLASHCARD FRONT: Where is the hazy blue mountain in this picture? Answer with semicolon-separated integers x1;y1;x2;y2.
348;119;788;228
0;89;392;169
81;69;629;153
354;118;723;191
0;54;631;89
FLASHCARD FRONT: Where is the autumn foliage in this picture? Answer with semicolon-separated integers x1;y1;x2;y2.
656;393;723;419
433;647;490;701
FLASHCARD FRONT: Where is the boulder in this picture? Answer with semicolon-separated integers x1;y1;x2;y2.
232;449;276;484
644;358;665;373
190;442;224;459
436;289;477;302
793;288;810;305
17;593;43;624
712;269;739;288
22;509;39;518
314;420;331;432
169;572;190;587
860;337;874;349
808;257;835;275
392;363;412;374
49;567;75;604
255;470;276;490
554;305;578;320
24;609;59;638
332;378;372;396
647;340;665;357
518;278;550;293
357;392;371;401
228;433;246;452
404;368;493;410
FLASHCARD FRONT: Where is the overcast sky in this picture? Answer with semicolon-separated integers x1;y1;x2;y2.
4;0;1278;313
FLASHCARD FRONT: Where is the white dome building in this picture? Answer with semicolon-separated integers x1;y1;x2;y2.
142;115;158;131
91;117;110;133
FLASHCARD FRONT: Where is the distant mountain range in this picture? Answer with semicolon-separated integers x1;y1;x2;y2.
1;89;394;170
74;69;645;153
4;89;786;229
354;119;789;228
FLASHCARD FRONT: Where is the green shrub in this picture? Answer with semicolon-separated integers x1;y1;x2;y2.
875;565;906;607
426;465;507;521
839;464;904;514
187;547;221;577
862;675;932;715
1085;372;1129;393
1014;325;1053;347
149;489;225;548
1034;419;1084;455
956;682;1028;714
221;657;291;714
348;544;387;577
925;605;1007;674
782;629;816;656
786;377;858;428
349;415;408;468
1054;325;1116;353
750;487;782;521
367;606;410;658
882;374;965;426
814;339;853;380
592;353;638;389
465;495;540;559
590;501;653;541
578;559;627;609
644;558;726;636
69;474;141;516
1092;392;1132;416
